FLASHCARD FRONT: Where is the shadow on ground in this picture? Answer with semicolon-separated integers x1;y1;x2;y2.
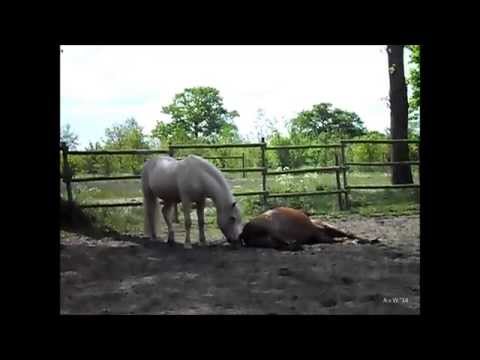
60;215;420;314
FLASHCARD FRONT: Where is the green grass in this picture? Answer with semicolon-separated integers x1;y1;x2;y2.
66;178;143;202
62;169;419;233
86;207;145;234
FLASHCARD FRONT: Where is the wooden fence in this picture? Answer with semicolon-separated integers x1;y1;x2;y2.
339;139;420;208
60;138;420;211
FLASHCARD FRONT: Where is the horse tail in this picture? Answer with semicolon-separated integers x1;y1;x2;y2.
142;167;161;238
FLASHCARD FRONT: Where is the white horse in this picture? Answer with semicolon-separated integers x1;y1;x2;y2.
142;155;243;249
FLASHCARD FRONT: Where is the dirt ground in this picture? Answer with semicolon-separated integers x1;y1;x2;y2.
60;215;420;315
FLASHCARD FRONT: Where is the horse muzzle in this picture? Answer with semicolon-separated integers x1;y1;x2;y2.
226;236;242;249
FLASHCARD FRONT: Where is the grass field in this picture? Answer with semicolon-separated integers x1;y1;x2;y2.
61;169;420;234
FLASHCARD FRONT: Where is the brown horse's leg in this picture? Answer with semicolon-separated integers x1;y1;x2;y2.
271;234;303;251
312;228;336;244
196;199;207;246
162;202;175;246
244;234;273;248
313;221;375;243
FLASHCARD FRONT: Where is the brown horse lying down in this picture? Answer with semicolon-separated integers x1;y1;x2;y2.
240;207;378;251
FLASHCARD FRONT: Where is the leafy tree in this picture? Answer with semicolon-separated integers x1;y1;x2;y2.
216;122;241;144
104;118;148;149
98;153;115;176
387;45;413;184
406;45;420;134
268;131;309;169
60;124;82;176
151;121;192;147
60;124;79;150
289;103;366;139
66;156;84;176
349;131;389;171
302;132;341;167
268;131;293;169
83;142;103;174
103;118;149;174
251;108;276;142
159;87;240;141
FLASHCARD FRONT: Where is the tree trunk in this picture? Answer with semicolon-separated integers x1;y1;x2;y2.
388;45;413;184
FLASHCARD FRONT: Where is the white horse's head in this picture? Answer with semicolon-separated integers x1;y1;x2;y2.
218;201;243;246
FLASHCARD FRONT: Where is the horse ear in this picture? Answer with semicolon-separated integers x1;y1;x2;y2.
232;201;236;208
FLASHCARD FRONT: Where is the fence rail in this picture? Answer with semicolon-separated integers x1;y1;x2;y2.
216;167;264;173
80;201;144;209
177;155;243;160
346;184;420;190
345;161;420;166
266;144;342;150
67;149;169;155
266;166;344;176
71;175;141;182
67;167;264;183
170;143;264;149
77;190;270;209
61;138;420;211
341;139;420;144
267;190;346;198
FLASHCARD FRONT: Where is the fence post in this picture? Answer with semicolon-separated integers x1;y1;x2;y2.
260;137;267;209
340;142;350;209
61;142;74;206
334;152;344;210
242;152;246;178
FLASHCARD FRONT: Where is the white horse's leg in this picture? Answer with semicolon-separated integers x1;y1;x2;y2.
196;199;207;246
181;200;193;249
173;204;180;224
143;190;159;241
162;202;175;246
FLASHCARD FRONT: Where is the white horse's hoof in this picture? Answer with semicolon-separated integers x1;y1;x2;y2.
184;243;193;250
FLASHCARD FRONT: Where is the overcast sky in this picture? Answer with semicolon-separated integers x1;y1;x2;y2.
60;45;412;149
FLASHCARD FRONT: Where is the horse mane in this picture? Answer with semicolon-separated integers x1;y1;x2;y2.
187;155;234;202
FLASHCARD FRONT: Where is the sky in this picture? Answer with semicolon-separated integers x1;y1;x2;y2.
60;45;412;149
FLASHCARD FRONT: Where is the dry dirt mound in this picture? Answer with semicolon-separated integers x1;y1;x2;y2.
60;198;119;239
60;215;420;315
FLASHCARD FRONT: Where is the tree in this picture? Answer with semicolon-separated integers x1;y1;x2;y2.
83;142;103;174
251;108;276;142
268;132;293;169
349;131;389;171
103;118;149;174
268;131;311;169
406;45;420;134
104;118;148;149
160;87;240;141
151;121;192;146
217;122;242;143
387;45;413;184
60;124;79;150
289;103;366;139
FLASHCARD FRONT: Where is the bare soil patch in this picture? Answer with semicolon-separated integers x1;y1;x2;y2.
60;215;419;314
